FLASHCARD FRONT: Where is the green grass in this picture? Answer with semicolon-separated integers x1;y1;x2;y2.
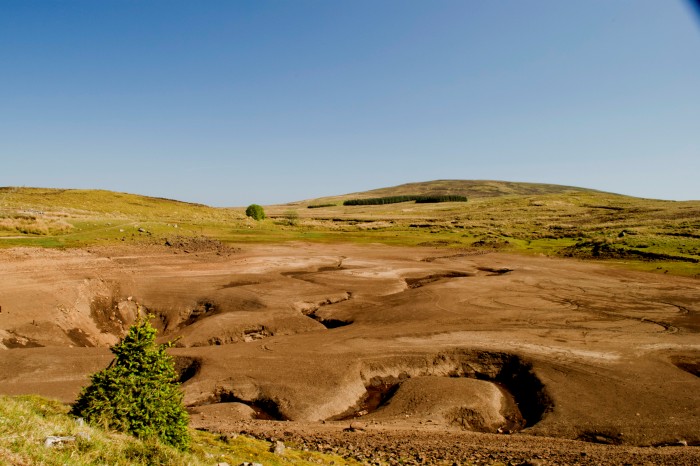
1;183;699;277
0;395;357;466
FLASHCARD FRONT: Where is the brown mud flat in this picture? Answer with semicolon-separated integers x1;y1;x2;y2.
226;421;700;466
0;243;699;464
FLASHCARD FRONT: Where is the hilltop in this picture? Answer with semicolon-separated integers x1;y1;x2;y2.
297;179;604;205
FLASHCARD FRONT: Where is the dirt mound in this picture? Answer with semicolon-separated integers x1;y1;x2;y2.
342;351;550;430
361;376;523;433
189;402;257;429
162;235;236;255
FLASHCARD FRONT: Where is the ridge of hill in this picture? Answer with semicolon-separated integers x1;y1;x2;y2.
0;187;208;215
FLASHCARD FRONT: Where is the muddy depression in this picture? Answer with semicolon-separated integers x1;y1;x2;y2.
1;242;699;463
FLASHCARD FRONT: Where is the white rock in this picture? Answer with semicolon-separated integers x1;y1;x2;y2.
44;435;76;447
272;440;286;455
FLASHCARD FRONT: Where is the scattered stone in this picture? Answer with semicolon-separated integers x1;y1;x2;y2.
272;440;286;455
44;435;76;447
349;421;367;432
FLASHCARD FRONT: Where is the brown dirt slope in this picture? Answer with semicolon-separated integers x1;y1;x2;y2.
0;243;698;464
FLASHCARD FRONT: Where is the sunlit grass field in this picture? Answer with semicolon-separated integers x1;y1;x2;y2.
1;182;698;277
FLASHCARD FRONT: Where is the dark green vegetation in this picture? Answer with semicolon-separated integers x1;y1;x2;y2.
71;318;190;450
1;181;699;276
0;395;355;466
415;195;468;203
343;194;468;206
245;203;266;220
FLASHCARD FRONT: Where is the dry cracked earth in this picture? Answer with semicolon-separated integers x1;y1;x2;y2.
0;242;699;465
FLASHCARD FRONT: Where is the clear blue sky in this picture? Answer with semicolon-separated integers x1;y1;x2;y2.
1;1;699;206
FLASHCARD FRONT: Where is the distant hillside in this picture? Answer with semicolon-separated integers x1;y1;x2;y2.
0;187;242;247
299;180;605;205
0;187;208;216
2;183;699;278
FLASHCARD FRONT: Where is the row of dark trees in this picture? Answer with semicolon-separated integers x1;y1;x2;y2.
343;195;468;206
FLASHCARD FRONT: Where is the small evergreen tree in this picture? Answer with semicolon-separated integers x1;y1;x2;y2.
245;204;266;220
71;317;190;450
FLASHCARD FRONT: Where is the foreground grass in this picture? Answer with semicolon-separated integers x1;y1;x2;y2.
1;184;698;277
0;395;356;466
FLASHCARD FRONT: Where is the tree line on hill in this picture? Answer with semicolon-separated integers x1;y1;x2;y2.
343;195;468;206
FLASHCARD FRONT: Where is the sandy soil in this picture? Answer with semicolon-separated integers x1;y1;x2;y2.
0;242;698;464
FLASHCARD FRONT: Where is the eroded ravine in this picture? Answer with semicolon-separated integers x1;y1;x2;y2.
2;244;700;448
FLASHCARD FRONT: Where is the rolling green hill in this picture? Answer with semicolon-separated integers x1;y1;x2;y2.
0;187;244;247
1;182;698;277
298;179;604;205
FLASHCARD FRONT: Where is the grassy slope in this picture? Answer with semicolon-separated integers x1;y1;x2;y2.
0;187;244;248
1;182;699;276
0;395;356;466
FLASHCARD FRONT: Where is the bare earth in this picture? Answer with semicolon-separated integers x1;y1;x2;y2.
0;242;699;465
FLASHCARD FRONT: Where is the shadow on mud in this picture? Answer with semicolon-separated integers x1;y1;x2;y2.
404;272;473;289
173;356;202;383
299;292;354;329
671;355;700;378
307;313;352;329
215;391;288;421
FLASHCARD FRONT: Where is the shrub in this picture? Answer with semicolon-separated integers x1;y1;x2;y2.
284;210;299;226
71;317;190;450
245;204;266;220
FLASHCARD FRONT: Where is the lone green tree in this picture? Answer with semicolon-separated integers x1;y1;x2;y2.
245;203;266;220
71;317;190;450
